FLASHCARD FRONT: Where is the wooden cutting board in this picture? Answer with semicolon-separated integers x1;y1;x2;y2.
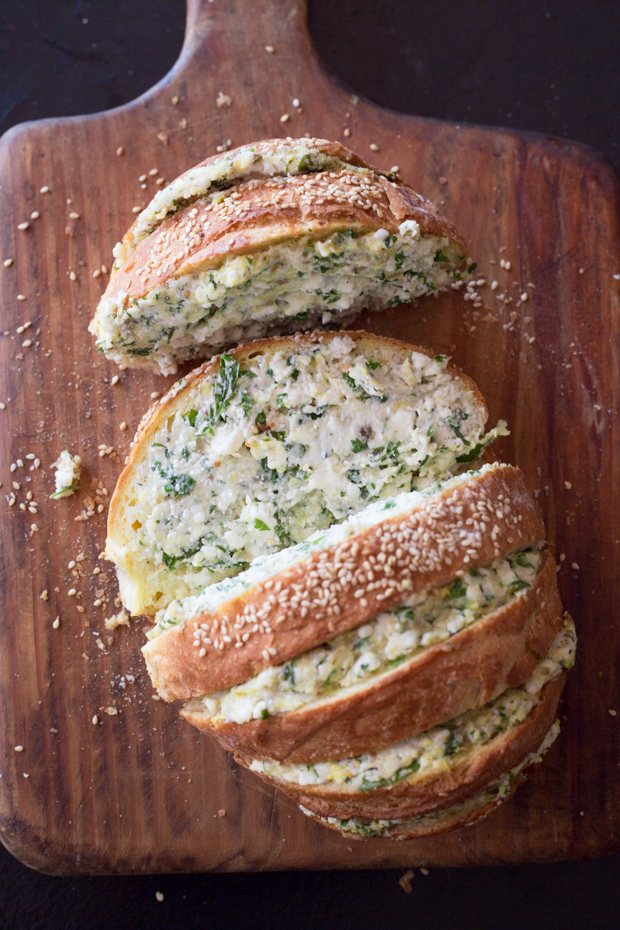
1;0;619;875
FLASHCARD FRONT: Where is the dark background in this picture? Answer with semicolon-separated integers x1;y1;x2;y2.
1;2;619;928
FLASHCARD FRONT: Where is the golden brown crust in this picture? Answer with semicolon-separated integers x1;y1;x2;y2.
106;330;489;613
300;773;526;841
141;462;543;701
241;674;565;821
181;551;561;762
107;171;466;301
109;137;466;302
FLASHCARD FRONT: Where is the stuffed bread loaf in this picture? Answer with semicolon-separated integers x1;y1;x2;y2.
89;138;471;374
106;331;506;617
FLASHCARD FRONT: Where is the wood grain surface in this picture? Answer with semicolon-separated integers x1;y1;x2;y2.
0;0;619;875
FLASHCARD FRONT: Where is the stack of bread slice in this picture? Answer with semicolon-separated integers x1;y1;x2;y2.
99;140;575;840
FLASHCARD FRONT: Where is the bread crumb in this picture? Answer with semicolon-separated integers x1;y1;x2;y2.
564;481;572;489
218;809;227;818
105;608;130;630
399;870;414;893
171;95;180;105
40;589;49;601
216;92;232;108
104;706;118;716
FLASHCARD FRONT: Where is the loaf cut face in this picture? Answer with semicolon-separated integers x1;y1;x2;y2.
107;331;502;616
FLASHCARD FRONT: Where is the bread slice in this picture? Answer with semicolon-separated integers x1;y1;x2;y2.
241;617;575;821
181;550;563;762
89;138;470;374
142;462;537;701
298;720;560;840
107;331;503;616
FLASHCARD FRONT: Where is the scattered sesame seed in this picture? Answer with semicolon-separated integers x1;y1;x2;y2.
22;339;32;348
564;481;572;489
265;45;275;53
40;186;51;194
110;375;120;386
131;206;142;213
491;280;498;290
14;746;24;752
610;709;617;717
216;92;232;108
343;128;351;137
17;294;26;301
23;773;29;779
280;114;290;123
150;392;160;399
369;143;379;152
69;212;80;220
0;403;5;410
439;176;447;185
139;174;147;182
119;421;128;431
218;809;227;817
68;589;77;597
17;222;30;231
155;892;164;902
116;146;125;156
53;617;60;629
390;165;399;174
101;264;108;274
155;177;165;186
571;562;580;571
93;269;101;278
30;211;40;220
3;259;13;267
399;870;414;894
92;715;99;725
40;590;49;601
520;292;528;302
420;868;430;876
171;95;180;105
69;271;77;281
149;168;158;176
292;98;300;108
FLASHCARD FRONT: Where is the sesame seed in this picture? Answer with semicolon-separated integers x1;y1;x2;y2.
280;114;290;123
30;211;40;220
68;589;77;597
150;392;160;399
610;709;617;717
40;186;51;194
520;292;528;302
119;421;128;431
53;618;60;629
131;206;142;214
564;481;572;489
149;168;158;176
3;259;13;267
69;271;77;281
17;222;30;231
15;745;24;752
571;562;580;571
116;146;125;156
22;339;32;348
110;375;120;386
369;143;379;152
69;212;80;220
155;892;164;903
92;715;99;725
40;590;49;601
265;45;275;53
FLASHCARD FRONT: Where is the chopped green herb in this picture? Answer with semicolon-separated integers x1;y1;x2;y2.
254;518;270;531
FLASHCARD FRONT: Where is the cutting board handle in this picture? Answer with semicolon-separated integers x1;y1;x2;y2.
173;0;324;102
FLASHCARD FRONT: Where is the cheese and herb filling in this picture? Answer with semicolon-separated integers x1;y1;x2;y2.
250;618;575;789
50;450;81;499
95;223;468;375
301;720;561;838
148;460;508;636
193;546;543;725
118;340;504;614
116;139;378;264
